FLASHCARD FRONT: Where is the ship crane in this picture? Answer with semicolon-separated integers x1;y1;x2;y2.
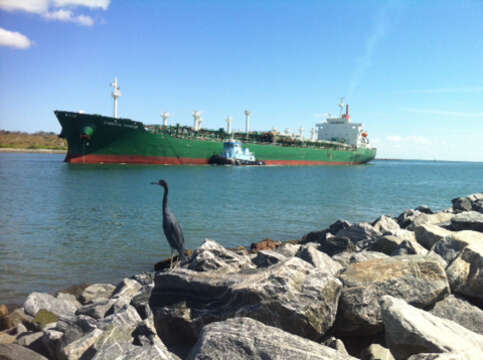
161;112;170;126
111;77;121;118
244;110;251;135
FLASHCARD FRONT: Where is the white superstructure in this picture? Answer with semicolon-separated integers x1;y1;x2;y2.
316;99;370;148
111;77;121;118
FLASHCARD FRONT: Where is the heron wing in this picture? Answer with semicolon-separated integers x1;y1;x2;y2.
163;210;185;251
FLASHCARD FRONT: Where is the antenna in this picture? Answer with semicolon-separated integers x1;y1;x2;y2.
244;109;251;135
111;77;121;118
226;116;233;134
161;112;170;126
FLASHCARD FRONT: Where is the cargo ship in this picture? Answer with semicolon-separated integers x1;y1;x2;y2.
55;79;376;165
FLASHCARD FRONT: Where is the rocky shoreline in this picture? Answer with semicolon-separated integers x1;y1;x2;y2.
1;193;483;359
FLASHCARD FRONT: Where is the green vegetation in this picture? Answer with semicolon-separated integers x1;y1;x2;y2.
33;309;59;329
0;130;67;150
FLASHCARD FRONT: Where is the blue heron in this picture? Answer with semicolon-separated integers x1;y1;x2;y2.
151;179;187;268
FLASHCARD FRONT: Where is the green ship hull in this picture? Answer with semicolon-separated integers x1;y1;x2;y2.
55;111;376;165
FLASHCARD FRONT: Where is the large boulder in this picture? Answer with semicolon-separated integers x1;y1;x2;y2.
332;251;389;268
295;244;344;275
429;294;483;334
24;292;80;319
415;224;454;249
186;239;255;273
380;296;483;360
429;230;483;263
450;211;483;232
335;223;382;250
187;317;357;360
452;193;483;213
446;241;483;300
335;257;449;335
398;211;454;231
151;256;342;345
360;343;395;360
80;283;116;305
372;215;401;234
0;343;48;360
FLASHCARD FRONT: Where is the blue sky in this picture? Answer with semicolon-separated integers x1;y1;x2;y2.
1;0;482;161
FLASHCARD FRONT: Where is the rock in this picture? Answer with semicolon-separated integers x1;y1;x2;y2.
369;235;405;255
332;251;389;268
391;239;427;256
112;278;143;301
321;336;349;355
0;343;48;360
24;292;80;319
80;283;116;304
452;193;483;213
15;331;46;355
450;211;483;232
56;283;90;301
151;256;342;345
319;236;356;256
252;250;287;268
335;223;382;250
131;287;153;320
329;219;352;234
300;229;332;244
61;328;104;360
415;224;454;249
76;299;114;319
295;244;344;275
430;238;468;264
429;294;483;334
407;352;479;360
131;272;155;287
32;309;59;329
398;210;454;231
97;304;142;330
415;205;434;214
0;308;34;332
446;242;483;300
372;215;401;234
187;317;358;360
335;257;449;335
380;295;483;360
187;239;255;273
276;243;300;257
0;304;8;318
250;238;281;251
360;344;395;360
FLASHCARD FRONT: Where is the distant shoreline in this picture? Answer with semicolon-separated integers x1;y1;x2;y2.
0;148;66;154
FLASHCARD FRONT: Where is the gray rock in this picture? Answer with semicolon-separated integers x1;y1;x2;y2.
80;283;116;304
131;272;155;286
300;229;332;244
15;331;47;356
391;239;427;256
380;295;483;360
429;294;483;334
398;210;454;231
360;343;395;360
276;243;300;257
451;211;483;232
252;250;287;268
452;193;483;213
76;300;114;319
397;209;423;229
407;352;480;360
151;256;342;345
329;219;352;234
187;317;358;360
319;236;356;256
333;251;389;268
369;235;405;255
112;278;143;301
446;242;483;300
187;239;255;273
415;224;454;249
40;329;63;360
61;328;104;360
372;215;401;234
0;344;48;360
335;257;449;335
131;287;153;320
335;222;382;250
295;245;344;275
24;292;80;319
415;205;434;214
430;238;469;264
97;305;142;330
321;336;349;355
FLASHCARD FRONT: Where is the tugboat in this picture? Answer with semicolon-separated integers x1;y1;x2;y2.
209;139;265;165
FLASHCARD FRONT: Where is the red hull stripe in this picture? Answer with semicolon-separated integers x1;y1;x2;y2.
66;154;361;165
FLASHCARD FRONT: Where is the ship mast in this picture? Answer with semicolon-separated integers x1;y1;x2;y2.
244;109;251;136
226;116;233;135
111;77;121;118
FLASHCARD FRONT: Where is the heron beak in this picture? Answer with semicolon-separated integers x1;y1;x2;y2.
150;182;158;185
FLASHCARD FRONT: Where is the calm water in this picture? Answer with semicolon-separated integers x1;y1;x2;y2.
1;153;482;304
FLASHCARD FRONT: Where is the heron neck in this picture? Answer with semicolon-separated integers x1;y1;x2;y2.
162;186;168;210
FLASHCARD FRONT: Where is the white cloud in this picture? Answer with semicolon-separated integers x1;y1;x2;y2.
0;27;32;49
0;0;48;14
0;0;108;26
53;0;110;10
44;8;93;26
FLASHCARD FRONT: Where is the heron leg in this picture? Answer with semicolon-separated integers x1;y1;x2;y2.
169;249;174;271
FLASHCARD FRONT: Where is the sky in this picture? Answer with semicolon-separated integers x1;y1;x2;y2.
0;0;482;161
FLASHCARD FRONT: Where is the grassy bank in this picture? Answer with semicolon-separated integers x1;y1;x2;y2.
0;130;67;151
